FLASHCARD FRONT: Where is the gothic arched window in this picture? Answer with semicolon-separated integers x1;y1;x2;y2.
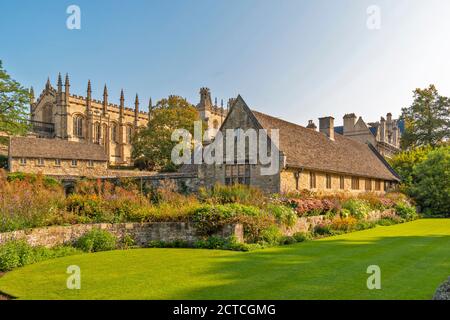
73;116;84;138
102;124;108;146
94;123;101;144
213;119;219;130
126;126;133;144
42;104;53;123
111;123;118;143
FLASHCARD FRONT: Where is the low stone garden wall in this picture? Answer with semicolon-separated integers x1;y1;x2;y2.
281;210;393;236
0;222;244;248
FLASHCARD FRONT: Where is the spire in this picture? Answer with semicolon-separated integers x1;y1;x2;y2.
57;73;62;92
102;84;108;115
135;93;139;108
64;73;70;95
87;80;92;100
30;86;35;104
86;80;92;113
103;84;108;99
119;89;125;119
45;77;51;90
134;94;139;126
215;97;218;106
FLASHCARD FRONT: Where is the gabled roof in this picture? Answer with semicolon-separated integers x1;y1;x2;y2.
229;96;399;181
9;137;108;161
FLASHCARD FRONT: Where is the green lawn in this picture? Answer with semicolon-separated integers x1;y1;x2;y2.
0;219;449;300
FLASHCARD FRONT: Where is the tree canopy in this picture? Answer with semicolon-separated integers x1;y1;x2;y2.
390;145;450;215
0;60;30;144
132;95;201;171
400;85;450;150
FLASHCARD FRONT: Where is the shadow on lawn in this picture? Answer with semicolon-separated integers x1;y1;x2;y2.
172;234;450;300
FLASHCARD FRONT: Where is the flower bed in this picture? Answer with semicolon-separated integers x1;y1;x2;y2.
0;172;418;250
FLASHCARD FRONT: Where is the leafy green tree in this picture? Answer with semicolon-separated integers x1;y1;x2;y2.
0;60;30;145
411;146;450;215
132;95;202;171
389;145;433;192
400;85;450;150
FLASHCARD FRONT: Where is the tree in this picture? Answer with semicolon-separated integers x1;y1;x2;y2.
411;146;450;215
132;95;202;171
400;85;450;150
0;60;30;145
389;145;433;192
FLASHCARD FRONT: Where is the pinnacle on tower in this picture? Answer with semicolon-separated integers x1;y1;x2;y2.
198;87;213;110
30;86;35;104
119;89;125;119
45;77;51;90
57;73;62;90
102;84;108;114
134;94;139;114
87;80;92;100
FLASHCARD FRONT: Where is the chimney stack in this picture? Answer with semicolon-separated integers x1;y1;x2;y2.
319;116;335;141
343;113;357;134
306;120;317;130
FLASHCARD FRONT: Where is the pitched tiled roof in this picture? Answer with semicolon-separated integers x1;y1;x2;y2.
9;137;108;161
251;111;399;181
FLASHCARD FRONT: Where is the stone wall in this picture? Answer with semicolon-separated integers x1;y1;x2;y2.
9;157;108;176
0;222;244;248
281;216;327;236
280;210;393;236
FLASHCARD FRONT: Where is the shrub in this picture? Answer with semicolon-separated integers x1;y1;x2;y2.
354;220;377;231
266;204;297;227
342;199;371;219
280;236;297;245
199;184;265;206
394;202;418;221
289;198;337;217
260;226;282;245
147;240;166;248
0;172;66;232
0;240;80;272
195;236;228;249
293;231;313;242
376;218;397;226
192;203;263;237
313;222;334;236
330;216;357;232
411;146;450;215
120;233;136;249
340;208;351;218
75;229;117;253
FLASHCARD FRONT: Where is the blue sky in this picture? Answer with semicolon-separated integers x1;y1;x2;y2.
1;0;450;126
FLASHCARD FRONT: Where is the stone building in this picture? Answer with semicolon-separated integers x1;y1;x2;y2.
29;75;227;165
198;96;400;194
196;87;228;140
8;136;108;177
332;113;404;158
30;75;149;166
